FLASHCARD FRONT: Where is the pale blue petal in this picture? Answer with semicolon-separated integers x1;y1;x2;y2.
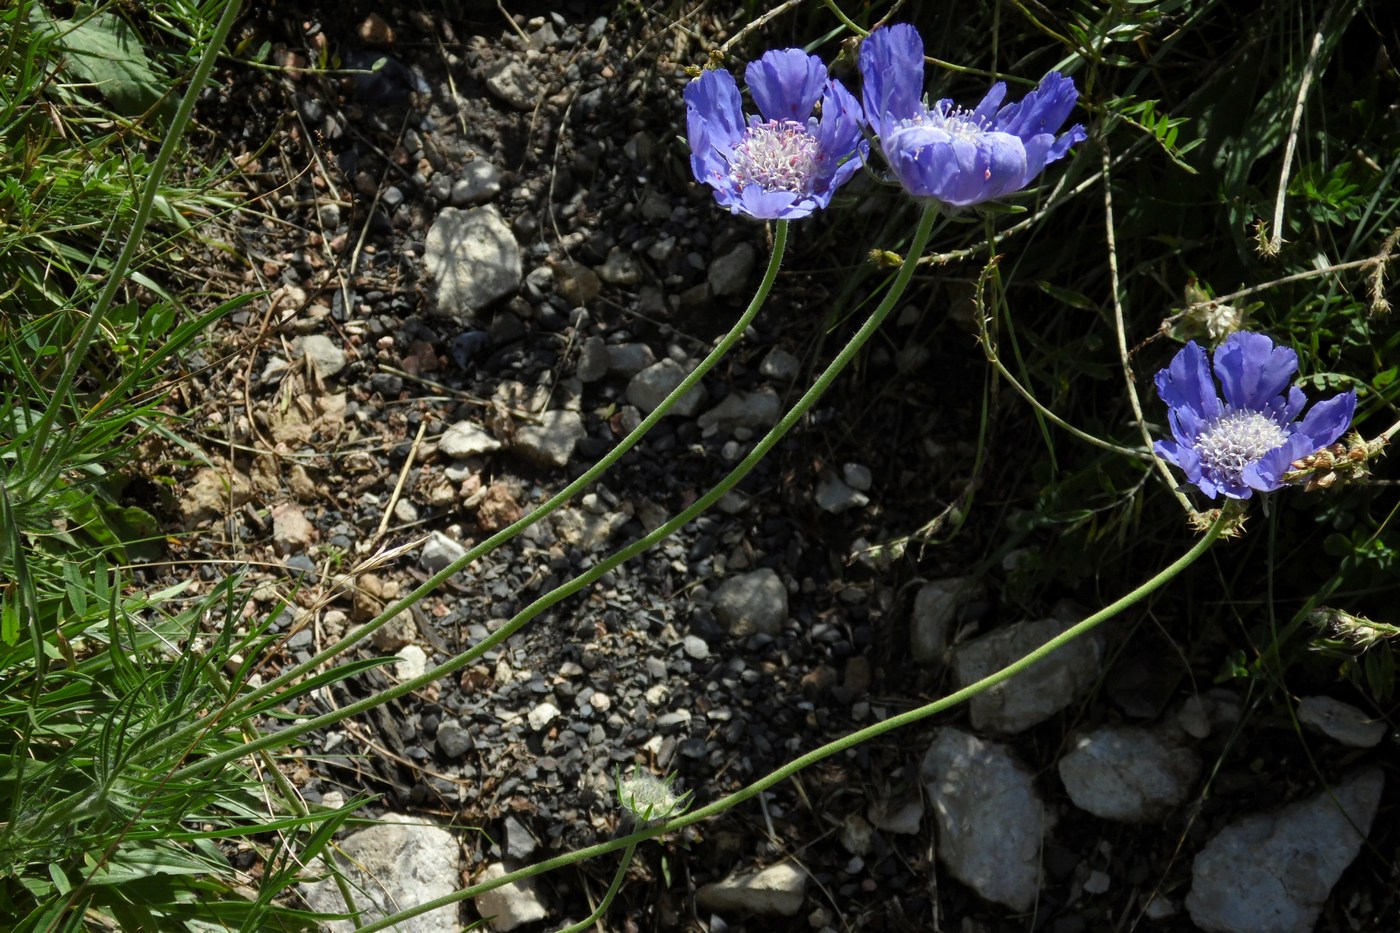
746;48;826;123
1213;331;1297;411
859;24;924;138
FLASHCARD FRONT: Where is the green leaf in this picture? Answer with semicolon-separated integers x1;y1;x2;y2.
34;6;170;120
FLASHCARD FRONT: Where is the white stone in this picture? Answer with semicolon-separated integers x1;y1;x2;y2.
439;421;501;458
1058;725;1200;821
1297;695;1386;748
300;334;346;377
484;59;539;110
513;409;585;468
473;862;549;931
626;358;706;416
697;388;781;432
394;645;427;681
921;727;1047;912
527;701;560;731
712;568;787;637
696;861;806;916
910;577;984;664
425;206;521;322
421;531;468;574
299;814;461;933
952;616;1101;733
1186;768;1384;933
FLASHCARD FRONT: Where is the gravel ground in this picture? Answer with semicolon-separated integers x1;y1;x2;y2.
161;3;1396;931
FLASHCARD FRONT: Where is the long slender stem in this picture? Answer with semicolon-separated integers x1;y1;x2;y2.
553;843;637;933
356;505;1233;932
141;221;789;766
166;206;938;785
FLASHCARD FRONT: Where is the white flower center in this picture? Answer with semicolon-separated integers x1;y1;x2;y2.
895;103;988;144
728;120;821;194
1196;411;1289;484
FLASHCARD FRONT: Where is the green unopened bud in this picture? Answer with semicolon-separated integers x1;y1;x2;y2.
616;766;692;828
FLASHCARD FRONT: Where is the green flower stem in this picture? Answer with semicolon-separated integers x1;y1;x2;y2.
167;205;936;785
141;222;789;767
553;842;637;933
22;0;245;478
357;504;1234;933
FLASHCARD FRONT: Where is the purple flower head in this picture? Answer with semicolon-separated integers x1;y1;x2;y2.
684;48;868;220
1154;331;1357;500
858;24;1087;209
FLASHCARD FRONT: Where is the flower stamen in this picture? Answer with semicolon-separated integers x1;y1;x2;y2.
727;120;822;195
1196;411;1289;486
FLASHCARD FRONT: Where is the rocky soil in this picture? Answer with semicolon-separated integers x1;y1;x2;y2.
161;3;1395;931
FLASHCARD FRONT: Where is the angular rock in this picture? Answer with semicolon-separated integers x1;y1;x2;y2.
450;160;502;206
697;387;780;433
815;471;868;514
1297;695;1385;748
484;59;539;111
299;814;461;933
712;568;787;637
922;728;1047;912
952;616;1102;733
555;260;601;307
439;421;501;458
575;335;609;383
1186;768;1384;933
180;466;252;525
696;861;806;917
271;502;316;555
606;343;655;377
626;358;705;416
708;241;757;297
1058;725;1200;821
425;206;521;322
910;577;984;664
597;246;642;285
421;530;468;574
301;334;346;377
473;862;549;931
395;645;428;681
759;347;800;381
513;409;585;468
436;718;473;757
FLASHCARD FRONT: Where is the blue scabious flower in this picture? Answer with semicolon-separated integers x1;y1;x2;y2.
1154;331;1357;499
858;24;1087;209
684;48;867;220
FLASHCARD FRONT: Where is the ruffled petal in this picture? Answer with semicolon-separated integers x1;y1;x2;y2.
1243;434;1316;493
859;24;925;138
734;185;813;220
1213;331;1298;411
815;78;867;169
993;71;1081;141
685;67;745;151
1155;340;1223;427
1046;123;1088;162
1294;390;1358;448
746;48;826;123
969;82;1008;125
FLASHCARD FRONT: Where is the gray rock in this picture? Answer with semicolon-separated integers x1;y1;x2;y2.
439;421;501;458
759;347;800;381
484;59;539;111
814;471;869;514
436;718;473;757
626;358;706;417
682;635;710;660
301;334;346;377
1297;695;1386;748
921;728;1047;912
502;815;537;860
473;862;549;931
299;814;461;932
698;388;780;433
713;568;787;637
552;506;629;549
910;577;985;664
421;531;468;574
1058;725;1200;821
868;795;923;835
576;335;609;383
607;343;655;377
952;616;1102;733
271;502;316;556
555;260;601;306
597;246;643;285
708;241;757;297
696;861;806;917
1186;768;1384;933
425;206;521;322
450;160;502;206
513;410;585;468
395;645;428;681
842;462;873;491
